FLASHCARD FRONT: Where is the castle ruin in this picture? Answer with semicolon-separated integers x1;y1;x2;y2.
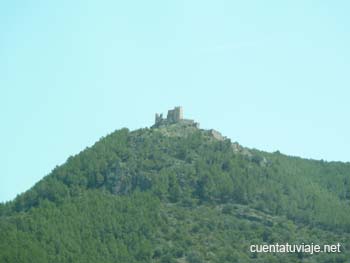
154;106;199;128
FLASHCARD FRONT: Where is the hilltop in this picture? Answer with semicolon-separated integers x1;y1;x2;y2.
0;108;349;262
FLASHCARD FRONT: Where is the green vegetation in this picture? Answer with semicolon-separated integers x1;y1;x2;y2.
1;124;349;262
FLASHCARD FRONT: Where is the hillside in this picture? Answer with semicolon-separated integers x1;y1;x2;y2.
0;118;349;262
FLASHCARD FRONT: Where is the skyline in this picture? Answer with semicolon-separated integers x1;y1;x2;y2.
1;0;349;202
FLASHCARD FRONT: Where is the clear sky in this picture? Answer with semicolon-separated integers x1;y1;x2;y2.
1;1;349;202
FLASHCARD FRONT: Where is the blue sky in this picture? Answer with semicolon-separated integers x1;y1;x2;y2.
1;0;349;202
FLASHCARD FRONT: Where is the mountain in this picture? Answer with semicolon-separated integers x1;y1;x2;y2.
1;109;349;262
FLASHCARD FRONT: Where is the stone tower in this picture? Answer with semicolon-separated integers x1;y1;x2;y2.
167;106;183;123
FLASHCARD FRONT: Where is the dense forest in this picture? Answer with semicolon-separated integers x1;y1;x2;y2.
0;123;349;262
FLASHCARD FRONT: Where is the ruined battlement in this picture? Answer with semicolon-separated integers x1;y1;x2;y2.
153;106;199;128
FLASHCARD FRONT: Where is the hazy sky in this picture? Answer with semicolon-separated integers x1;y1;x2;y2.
1;1;349;202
